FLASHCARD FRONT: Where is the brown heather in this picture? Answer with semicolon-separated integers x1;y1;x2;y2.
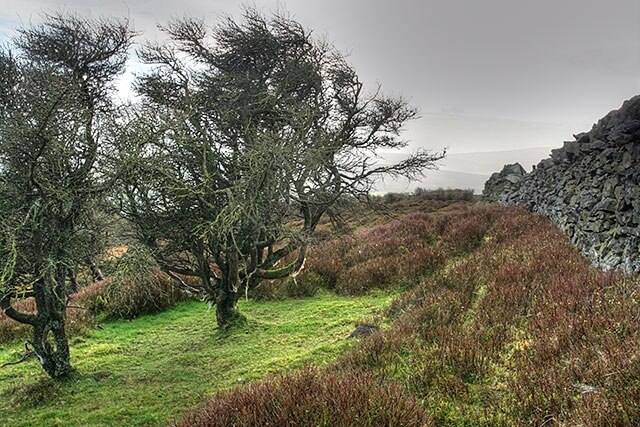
175;367;433;427
333;204;639;425
296;208;494;296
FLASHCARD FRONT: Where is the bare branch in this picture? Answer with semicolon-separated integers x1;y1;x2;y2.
0;342;35;368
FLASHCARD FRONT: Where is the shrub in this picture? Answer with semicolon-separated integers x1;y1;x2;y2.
337;256;398;295
105;272;185;320
105;247;188;319
374;188;475;205
306;239;351;289
175;367;432;427
72;280;111;316
250;272;321;301
414;187;474;201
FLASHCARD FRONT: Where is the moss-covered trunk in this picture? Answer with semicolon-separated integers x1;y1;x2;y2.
215;287;240;328
32;274;73;379
215;250;242;328
32;316;73;379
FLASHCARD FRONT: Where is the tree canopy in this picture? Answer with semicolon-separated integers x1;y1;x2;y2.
0;9;443;382
116;9;444;327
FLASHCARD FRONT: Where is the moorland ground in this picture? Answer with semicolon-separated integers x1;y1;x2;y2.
1;198;639;426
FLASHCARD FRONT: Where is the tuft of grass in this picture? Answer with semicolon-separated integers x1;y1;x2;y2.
0;289;394;427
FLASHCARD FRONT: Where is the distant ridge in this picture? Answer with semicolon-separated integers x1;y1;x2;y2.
375;146;556;193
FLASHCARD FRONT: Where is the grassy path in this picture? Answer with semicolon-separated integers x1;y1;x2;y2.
0;290;394;426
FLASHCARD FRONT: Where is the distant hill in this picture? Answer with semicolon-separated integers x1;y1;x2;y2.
374;146;554;193
375;169;488;194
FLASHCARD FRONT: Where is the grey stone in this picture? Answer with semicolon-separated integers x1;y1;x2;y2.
482;95;640;273
348;323;380;339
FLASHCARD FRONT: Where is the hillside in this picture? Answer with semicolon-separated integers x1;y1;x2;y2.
0;5;637;427
2;201;638;426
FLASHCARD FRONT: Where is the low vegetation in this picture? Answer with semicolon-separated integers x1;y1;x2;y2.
376;187;475;205
297;203;490;296
176;367;431;427
0;291;393;426
179;204;640;426
2;199;638;426
335;205;639;425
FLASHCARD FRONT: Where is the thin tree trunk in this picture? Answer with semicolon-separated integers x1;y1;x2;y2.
68;268;79;293
88;260;104;282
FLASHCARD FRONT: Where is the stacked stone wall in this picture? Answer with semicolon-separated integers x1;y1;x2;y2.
483;96;640;271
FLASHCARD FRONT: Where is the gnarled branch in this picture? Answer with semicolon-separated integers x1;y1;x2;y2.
0;292;37;326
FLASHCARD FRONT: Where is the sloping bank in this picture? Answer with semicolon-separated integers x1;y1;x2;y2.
178;204;640;426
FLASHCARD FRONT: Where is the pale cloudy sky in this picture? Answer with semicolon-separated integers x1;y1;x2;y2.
1;0;639;189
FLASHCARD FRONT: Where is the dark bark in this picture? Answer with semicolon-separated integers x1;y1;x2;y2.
31;315;73;379
215;250;242;328
68;268;79;293
88;260;104;282
0;292;37;325
215;285;240;328
28;274;73;379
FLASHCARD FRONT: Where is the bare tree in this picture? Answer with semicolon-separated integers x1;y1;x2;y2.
0;14;133;379
116;9;444;328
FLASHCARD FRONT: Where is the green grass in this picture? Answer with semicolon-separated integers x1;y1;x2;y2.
0;289;395;427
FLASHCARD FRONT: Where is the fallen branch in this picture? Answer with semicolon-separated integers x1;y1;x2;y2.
166;270;204;295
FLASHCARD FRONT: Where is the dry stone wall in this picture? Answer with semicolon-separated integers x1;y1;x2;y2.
483;96;640;272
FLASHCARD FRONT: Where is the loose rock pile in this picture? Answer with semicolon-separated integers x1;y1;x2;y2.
483;96;640;272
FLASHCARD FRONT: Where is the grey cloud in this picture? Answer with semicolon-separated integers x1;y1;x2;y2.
0;0;638;158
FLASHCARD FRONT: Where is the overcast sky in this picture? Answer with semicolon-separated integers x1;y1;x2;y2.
0;0;639;160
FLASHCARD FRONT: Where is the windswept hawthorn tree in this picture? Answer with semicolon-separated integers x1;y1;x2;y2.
0;14;133;379
116;9;444;328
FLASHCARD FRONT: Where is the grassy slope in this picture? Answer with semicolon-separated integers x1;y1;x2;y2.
0;289;394;426
333;205;640;425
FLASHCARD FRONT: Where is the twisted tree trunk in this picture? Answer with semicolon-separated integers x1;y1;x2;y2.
31;273;73;379
31;315;72;379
